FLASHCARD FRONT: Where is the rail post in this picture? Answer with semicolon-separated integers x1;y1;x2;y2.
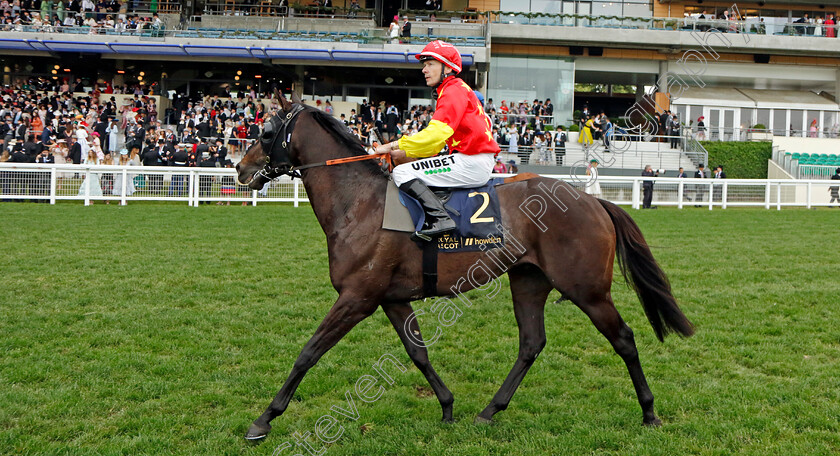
631;178;640;209
677;180;684;209
722;181;728;209
84;167;90;206
120;168;128;206
777;182;782;210
187;170;195;207
708;181;713;210
49;167;57;205
765;181;771;209
806;181;812;209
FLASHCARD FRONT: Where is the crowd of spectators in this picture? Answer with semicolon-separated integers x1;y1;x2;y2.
2;75;577;174
482;97;568;166
0;79;277;166
0;80;288;202
333;96;562;168
685;10;838;37
791;13;837;36
2;79;702;206
0;80;744;208
1;0;163;33
1;79;155;156
3;76;570;193
339;100;433;149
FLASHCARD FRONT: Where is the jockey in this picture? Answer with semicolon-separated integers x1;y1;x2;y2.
375;40;500;241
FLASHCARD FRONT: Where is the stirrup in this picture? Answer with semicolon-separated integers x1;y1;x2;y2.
411;231;433;242
411;221;456;243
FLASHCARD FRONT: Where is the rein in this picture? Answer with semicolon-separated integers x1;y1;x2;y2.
288;152;393;178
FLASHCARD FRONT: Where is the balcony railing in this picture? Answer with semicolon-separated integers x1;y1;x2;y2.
1;24;168;37
397;9;485;24
6;7;840;39
125;0;182;14
690;127;840;142
488;11;840;38
773;147;840;179
201;2;376;20
1;22;486;47
1;1;181;20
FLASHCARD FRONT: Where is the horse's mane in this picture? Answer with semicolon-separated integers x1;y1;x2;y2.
305;106;384;178
305;107;366;155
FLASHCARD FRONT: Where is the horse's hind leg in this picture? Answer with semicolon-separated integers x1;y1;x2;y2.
476;264;552;423
383;302;454;422
574;293;661;426
246;294;378;440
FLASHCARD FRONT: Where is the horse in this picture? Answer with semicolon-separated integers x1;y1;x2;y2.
235;92;694;440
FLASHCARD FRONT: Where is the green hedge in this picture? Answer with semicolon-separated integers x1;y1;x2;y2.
700;141;772;179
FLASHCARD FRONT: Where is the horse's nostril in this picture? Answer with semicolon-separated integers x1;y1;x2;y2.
235;164;240;171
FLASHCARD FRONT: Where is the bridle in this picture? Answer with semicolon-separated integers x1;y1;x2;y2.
256;103;306;180
256;104;393;182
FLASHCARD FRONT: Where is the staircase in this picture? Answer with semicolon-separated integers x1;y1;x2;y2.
499;133;704;174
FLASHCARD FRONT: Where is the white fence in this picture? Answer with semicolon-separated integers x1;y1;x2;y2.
1;163;838;210
0;163;306;207
549;175;840;210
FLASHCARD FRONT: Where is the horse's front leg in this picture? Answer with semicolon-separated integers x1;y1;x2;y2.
383;302;454;422
246;294;378;440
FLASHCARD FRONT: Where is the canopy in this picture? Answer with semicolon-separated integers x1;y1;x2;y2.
671;87;839;111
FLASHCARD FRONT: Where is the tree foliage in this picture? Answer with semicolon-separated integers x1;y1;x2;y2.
701;141;772;179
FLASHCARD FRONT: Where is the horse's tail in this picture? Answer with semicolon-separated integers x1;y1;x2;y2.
597;199;695;342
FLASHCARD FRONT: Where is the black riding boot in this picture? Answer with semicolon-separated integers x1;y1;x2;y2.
399;178;456;242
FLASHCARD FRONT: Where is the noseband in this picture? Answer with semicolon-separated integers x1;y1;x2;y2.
258;104;306;180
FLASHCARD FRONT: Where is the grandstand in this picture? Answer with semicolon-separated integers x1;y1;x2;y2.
3;0;840;179
772;136;840;179
501;134;702;175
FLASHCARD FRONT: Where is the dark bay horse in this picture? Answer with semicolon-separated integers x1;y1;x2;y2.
236;93;694;440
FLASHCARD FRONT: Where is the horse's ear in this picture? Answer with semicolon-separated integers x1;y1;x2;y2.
275;89;292;112
290;90;302;105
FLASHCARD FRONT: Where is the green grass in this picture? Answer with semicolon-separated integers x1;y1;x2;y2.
1;204;839;455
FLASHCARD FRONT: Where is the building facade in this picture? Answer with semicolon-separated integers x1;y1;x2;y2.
1;0;839;136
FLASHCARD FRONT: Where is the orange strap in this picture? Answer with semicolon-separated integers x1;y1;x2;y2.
292;151;393;175
325;152;393;172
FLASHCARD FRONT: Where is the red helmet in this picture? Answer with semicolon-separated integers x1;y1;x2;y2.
416;40;462;74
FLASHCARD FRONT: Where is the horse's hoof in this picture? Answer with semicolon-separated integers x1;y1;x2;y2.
643;417;662;427
245;422;271;441
474;415;493;425
441;416;454;423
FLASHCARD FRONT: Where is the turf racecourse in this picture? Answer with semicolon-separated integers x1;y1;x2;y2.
1;204;838;456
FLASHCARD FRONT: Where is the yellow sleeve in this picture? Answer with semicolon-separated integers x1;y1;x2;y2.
397;119;454;158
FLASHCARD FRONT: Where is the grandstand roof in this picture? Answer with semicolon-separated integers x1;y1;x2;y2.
737;89;839;110
672;87;840;110
672;88;753;108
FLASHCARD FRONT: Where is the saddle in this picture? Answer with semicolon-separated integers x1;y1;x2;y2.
382;173;539;253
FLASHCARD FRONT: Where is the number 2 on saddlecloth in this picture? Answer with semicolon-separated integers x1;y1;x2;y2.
468;192;494;224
